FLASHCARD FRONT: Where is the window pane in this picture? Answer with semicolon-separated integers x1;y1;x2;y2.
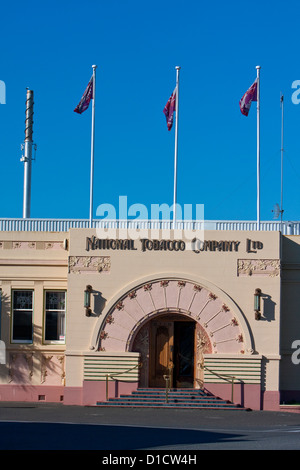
13;310;32;341
12;291;33;342
45;291;66;342
45;311;65;341
46;291;65;310
13;291;32;310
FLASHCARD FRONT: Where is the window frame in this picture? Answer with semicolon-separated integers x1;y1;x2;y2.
11;289;34;344
43;290;66;345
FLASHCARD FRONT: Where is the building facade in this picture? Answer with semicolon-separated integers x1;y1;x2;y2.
0;220;300;411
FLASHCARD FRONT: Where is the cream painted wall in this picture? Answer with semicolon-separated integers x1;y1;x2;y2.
0;232;68;386
0;228;285;393
65;229;281;388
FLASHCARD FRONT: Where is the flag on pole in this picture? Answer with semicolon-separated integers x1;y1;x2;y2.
73;66;97;228
74;76;93;114
163;87;176;130
239;79;257;116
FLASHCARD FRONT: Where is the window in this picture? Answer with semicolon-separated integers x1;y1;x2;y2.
12;290;33;343
44;291;66;343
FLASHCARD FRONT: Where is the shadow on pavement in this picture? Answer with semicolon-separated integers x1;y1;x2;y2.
0;422;246;450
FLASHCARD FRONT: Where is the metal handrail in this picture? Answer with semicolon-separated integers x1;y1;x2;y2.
105;363;141;401
163;362;174;403
202;365;241;403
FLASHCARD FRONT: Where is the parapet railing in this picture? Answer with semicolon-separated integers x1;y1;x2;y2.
0;218;300;234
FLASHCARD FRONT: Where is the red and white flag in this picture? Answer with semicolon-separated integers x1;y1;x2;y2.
74;76;93;114
239;79;257;116
163;87;176;130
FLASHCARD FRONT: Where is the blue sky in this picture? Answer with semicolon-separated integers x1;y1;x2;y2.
0;0;300;222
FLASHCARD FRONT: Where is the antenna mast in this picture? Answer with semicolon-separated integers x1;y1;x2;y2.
21;89;34;219
280;93;284;227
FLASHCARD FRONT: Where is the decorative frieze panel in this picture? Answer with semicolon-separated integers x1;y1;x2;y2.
7;353;65;386
68;256;111;274
0;241;65;250
238;259;280;277
41;354;65;385
8;353;33;384
13;242;37;249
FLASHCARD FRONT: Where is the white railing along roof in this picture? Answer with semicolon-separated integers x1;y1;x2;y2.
0;218;299;234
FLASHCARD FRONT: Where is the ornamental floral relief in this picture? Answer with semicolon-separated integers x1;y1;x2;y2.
238;259;280;277
40;355;66;385
12;241;36;249
193;284;202;293
24;353;34;380
8;353;33;384
45;242;65;250
195;324;212;388
68;256;111;274
132;323;150;388
57;355;66;385
6;241;65;250
41;355;53;384
160;280;169;288
105;315;114;325
128;290;137;299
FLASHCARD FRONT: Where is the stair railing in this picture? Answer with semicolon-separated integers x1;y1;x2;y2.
106;363;141;401
201;364;240;403
163;362;174;403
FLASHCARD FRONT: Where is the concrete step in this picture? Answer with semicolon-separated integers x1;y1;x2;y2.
96;388;244;410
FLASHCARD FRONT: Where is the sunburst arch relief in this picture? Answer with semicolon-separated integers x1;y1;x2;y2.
91;277;254;355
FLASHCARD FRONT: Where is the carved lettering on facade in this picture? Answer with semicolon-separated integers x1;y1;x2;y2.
192;239;240;253
86;236;137;251
246;238;264;253
85;236;264;254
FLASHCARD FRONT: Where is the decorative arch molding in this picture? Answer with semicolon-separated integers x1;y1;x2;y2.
90;274;254;355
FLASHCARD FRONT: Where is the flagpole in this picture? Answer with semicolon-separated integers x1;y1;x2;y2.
256;65;261;231
280;93;284;231
89;65;97;228
173;66;180;228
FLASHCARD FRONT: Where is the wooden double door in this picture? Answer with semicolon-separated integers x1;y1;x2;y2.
149;316;195;388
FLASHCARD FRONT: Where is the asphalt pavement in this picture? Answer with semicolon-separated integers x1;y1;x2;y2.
1;402;300;450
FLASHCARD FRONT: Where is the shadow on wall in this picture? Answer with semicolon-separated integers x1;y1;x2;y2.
261;293;276;322
0;293;62;388
281;236;300;264
91;290;107;317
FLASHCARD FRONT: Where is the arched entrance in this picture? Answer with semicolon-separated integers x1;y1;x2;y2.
131;312;212;388
94;277;252;390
